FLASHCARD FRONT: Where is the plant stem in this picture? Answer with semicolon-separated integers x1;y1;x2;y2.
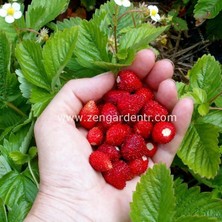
209;91;222;104
118;9;144;21
114;5;119;55
209;107;222;111
6;102;27;117
28;160;39;189
131;13;136;27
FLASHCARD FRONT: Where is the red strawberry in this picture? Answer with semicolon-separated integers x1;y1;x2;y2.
141;100;168;121
106;123;131;146
117;94;145;115
146;142;158;157
121;134;147;161
100;103;119;128
87;127;103;146
152;122;176;144
117;70;142;92
89;151;112;172
79;100;99;129
103;90;130;105
133;121;153;138
97;143;120;162
129;156;148;176
136;87;154;102
103;161;132;189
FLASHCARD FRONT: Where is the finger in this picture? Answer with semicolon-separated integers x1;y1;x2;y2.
126;49;156;78
146;59;174;90
41;72;115;118
152;98;194;166
155;79;178;111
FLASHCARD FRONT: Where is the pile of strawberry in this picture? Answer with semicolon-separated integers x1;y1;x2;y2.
79;70;176;189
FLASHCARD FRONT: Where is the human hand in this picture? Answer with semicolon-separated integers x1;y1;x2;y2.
24;49;193;222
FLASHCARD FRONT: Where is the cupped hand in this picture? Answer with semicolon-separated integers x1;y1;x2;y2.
25;49;193;222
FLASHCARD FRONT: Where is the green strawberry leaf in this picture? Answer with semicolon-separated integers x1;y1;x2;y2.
26;0;69;31
0;171;37;209
174;179;222;220
188;55;222;102
50;17;82;31
42;27;78;89
0;198;7;222
198;103;209;116
0;155;11;179
178;122;220;178
175;216;218;222
15;41;50;91
130;164;175;222
0;18;17;42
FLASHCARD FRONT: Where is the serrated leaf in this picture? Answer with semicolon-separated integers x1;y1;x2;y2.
176;82;189;98
192;88;208;104
15;69;32;99
178;122;220;178
188;55;222;102
215;95;222;107
194;0;222;20
9;151;29;165
0;198;7;222
0;18;17;42
174;179;222;220
198;110;222;130
43;27;78;89
130;164;175;222
0;32;10;100
30;88;55;117
198;103;209;116
15;41;50;90
26;0;69;31
8;199;31;222
50;17;82;31
0;171;37;208
172;17;188;31
74;20;110;69
119;24;166;51
175;216;218;222
0;155;11;179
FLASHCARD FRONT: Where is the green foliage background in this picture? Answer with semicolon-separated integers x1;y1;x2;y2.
0;0;222;221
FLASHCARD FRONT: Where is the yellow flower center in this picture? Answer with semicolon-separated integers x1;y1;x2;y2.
7;7;15;16
150;9;157;16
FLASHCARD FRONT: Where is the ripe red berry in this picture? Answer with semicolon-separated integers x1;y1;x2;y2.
129;156;148;176
133;121;153;138
103;160;132;189
97;143;120;162
106;123;131;146
146;142;158;157
135;87;154;102
141;100;168;121
117;70;142;92
87;127;103;146
79;100;99;129
89;151;113;172
117;94;145;115
121;134;147;161
103;90;130;105
100;103;119;128
152;122;176;144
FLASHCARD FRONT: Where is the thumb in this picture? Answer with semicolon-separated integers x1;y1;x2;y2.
41;72;115;120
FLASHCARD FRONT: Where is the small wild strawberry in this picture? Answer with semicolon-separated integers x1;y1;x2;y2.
101;103;119;128
97;143;120;162
152;122;176;144
87;127;103;146
79;100;99;129
106;123;131;146
89;151;112;172
103;90;130;105
129;156;148;176
133;121;153;138
116;70;142;92
146;142;158;157
135;87;154;102
121;134;147;161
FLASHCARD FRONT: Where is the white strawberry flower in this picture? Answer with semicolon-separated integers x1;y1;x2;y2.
148;5;160;22
114;0;131;7
0;3;22;24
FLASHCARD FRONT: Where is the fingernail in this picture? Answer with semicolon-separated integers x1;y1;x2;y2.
164;59;175;69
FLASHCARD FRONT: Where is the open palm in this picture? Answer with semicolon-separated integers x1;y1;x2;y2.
25;49;193;222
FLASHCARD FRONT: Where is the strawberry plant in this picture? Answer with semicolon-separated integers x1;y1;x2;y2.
0;0;221;221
